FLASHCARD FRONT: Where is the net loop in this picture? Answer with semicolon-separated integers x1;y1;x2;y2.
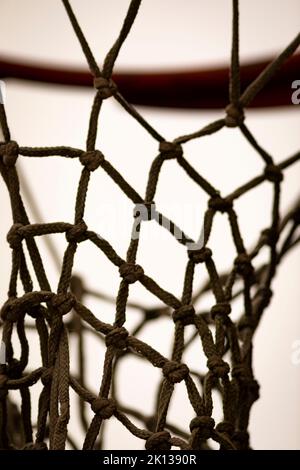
66;221;88;243
91;397;116;418
50;292;76;316
7;223;23;249
159;141;183;160
264;164;283;183
208;195;233;213
93;77;117;99
207;355;230;378
145;431;171;450
225;103;245;127
79;150;105;171
162;361;189;383
0;140;19;166
119;262;144;284
105;327;129;350
172;304;195;326
188;247;212;264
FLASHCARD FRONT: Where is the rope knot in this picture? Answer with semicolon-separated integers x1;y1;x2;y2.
293;207;300;225
145;431;171;450
208;195;232;213
232;368;260;400
7;358;22;379
225;104;244;127
247;379;260;401
238;315;257;332
23;442;48;450
162;361;189;383
188;247;212;264
0;141;19;166
159;141;183;160
66;221;87;243
79;150;104;171
0;374;8;400
264;164;283;183
216;421;234;436
133;202;157;221
41;367;53;386
1;293;52;322
261;228;279;246
70;275;85;298
231;363;249;381
1;297;21;322
91;397;116;418
93;77;117;99
190;416;215;439
105;327;128;350
119;262;144;284
51;292;76;316
234;253;254;278
207;355;229;378
172;304;195;326
7;223;23;249
211;302;231;322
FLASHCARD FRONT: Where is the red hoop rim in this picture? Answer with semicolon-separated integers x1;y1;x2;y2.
0;53;299;109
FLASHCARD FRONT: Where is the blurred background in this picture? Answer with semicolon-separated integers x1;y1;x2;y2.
0;0;299;449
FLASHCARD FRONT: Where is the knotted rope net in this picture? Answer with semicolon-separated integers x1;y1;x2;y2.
0;0;299;451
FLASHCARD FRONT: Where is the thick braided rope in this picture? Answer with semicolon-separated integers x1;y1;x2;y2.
0;0;299;451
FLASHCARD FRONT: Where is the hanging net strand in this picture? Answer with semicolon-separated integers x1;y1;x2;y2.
0;0;299;451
